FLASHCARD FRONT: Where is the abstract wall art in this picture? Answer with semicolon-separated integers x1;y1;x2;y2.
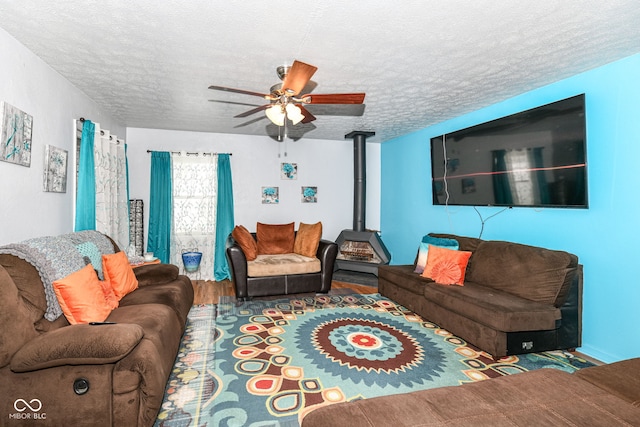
0;102;33;167
43;145;68;193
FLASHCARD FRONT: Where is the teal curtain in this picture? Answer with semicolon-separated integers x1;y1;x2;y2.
214;154;234;281
147;152;172;263
74;120;96;231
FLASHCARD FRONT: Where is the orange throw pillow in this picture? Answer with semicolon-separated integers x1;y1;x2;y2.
256;222;295;255
232;225;258;261
102;251;139;300
100;279;119;310
293;222;323;257
422;245;472;286
53;264;114;324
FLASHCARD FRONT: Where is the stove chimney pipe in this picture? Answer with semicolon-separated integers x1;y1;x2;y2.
345;131;375;232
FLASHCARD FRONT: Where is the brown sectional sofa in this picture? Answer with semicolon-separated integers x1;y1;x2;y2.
378;233;582;357
0;231;194;427
302;357;640;426
302;233;640;426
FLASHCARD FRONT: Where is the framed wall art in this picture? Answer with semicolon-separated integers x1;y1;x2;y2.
281;162;297;180
262;186;279;204
43;145;68;193
301;186;317;203
0;101;33;167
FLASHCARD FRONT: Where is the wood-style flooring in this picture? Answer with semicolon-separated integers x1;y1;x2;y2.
191;279;376;305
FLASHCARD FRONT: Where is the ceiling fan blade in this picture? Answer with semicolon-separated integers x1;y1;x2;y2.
234;104;271;118
303;93;366;104
281;60;318;96
208;85;270;99
209;99;263;107
297;105;317;123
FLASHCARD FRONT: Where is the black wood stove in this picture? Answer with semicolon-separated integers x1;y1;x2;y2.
335;131;391;276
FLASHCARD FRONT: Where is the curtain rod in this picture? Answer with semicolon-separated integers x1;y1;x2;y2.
146;150;232;156
77;117;122;142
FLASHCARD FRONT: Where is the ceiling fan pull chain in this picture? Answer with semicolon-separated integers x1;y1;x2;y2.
283;113;288;157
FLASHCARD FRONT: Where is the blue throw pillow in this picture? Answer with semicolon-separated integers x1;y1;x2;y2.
414;235;459;274
76;242;104;279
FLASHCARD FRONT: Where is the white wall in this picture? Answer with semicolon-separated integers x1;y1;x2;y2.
0;27;125;245
126;128;381;246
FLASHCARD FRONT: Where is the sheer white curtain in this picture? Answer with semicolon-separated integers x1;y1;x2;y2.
170;153;218;280
92;124;129;248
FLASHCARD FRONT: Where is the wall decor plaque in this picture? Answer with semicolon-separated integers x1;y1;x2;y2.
0;102;33;167
43;145;68;193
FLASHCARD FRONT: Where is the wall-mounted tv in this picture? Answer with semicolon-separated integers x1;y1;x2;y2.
431;94;587;208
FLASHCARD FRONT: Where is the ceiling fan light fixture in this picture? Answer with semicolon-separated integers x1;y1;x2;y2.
208;59;366;130
265;104;285;126
286;104;305;125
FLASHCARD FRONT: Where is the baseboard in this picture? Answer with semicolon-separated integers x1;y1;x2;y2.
571;350;604;366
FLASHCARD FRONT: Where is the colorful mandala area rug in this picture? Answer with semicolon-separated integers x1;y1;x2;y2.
155;294;594;427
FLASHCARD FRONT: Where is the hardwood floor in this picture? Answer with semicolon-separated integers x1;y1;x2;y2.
191;279;377;305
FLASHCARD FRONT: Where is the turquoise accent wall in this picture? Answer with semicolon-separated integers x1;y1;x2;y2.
381;53;640;364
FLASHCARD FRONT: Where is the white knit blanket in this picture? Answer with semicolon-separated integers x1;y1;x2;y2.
0;230;115;321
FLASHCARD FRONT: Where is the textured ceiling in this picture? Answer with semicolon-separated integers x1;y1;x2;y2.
1;1;639;143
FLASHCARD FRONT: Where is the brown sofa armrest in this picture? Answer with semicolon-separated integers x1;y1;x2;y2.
317;239;338;292
226;243;249;298
133;263;179;286
574;358;640;406
10;323;144;372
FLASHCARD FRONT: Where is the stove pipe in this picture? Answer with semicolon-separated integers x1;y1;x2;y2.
345;131;375;232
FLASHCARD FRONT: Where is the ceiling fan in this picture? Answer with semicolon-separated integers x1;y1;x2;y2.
208;60;365;127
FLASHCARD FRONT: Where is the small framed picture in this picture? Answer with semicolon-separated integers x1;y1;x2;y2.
0;102;33;167
43;145;68;193
262;186;279;204
301;186;317;203
281;162;297;180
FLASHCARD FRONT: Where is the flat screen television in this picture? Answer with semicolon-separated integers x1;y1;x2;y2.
431;94;587;208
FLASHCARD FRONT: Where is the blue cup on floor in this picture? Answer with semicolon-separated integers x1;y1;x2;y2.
182;251;202;272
